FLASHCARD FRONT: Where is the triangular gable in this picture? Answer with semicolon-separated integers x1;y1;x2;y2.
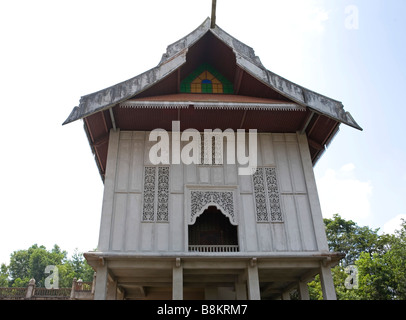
180;63;233;94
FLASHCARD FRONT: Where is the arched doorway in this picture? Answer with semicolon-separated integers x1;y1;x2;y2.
188;206;239;252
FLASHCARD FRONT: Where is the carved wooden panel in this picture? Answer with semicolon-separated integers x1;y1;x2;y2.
142;166;169;221
252;167;283;222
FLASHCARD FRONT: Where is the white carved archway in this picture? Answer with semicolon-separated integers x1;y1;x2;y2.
187;187;238;226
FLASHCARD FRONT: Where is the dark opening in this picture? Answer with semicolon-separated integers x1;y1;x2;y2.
188;206;238;246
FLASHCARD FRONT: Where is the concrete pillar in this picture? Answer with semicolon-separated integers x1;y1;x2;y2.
281;291;291;300
107;279;117;300
25;278;35;299
94;264;108;300
172;259;183;300
298;281;310;300
91;272;96;294
235;283;247;300
70;277;77;299
246;261;260;300
117;287;125;300
319;264;337;300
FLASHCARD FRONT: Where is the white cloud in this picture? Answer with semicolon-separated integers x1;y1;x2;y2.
304;7;330;33
268;2;330;35
340;163;355;172
317;164;373;222
383;214;406;235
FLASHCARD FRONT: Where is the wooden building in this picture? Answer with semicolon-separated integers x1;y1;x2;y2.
64;17;362;300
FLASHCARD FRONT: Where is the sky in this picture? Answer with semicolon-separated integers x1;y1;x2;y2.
1;0;405;266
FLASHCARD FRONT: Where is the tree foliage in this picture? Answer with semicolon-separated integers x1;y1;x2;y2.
308;214;406;300
0;244;94;288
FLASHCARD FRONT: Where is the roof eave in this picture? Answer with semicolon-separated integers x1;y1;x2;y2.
234;54;362;131
62;51;188;125
63;18;215;126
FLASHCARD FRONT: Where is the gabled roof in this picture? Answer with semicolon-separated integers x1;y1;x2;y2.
63;18;361;131
64;18;362;180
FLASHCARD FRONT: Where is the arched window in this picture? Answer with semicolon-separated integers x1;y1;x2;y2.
188;206;238;252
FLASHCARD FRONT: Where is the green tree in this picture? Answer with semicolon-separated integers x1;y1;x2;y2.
56;249;94;287
324;214;382;266
309;215;405;300
68;249;94;282
6;244;95;288
8;246;32;286
27;244;67;287
355;220;406;300
0;264;9;287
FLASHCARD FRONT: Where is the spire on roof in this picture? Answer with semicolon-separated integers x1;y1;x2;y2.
211;0;217;29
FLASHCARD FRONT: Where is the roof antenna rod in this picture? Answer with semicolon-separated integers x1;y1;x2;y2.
210;0;217;29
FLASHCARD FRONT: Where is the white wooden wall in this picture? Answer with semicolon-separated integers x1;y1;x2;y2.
97;130;328;254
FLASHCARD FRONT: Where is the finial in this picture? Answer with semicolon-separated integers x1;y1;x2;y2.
211;0;217;29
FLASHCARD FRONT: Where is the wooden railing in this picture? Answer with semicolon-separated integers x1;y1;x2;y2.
188;245;239;252
74;281;93;292
0;287;26;299
0;277;94;300
32;288;71;300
